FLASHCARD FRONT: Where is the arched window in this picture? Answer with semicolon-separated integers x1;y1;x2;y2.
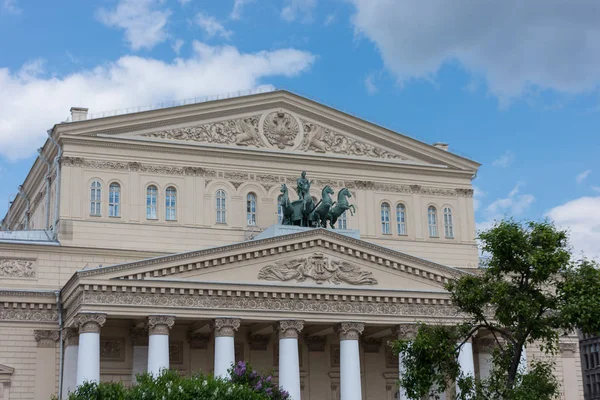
338;211;348;230
246;193;257;226
396;203;407;235
108;182;121;217
428;206;438;237
277;195;283;224
90;180;102;216
381;202;391;234
216;189;227;224
443;207;454;238
146;185;158;220
165;187;177;221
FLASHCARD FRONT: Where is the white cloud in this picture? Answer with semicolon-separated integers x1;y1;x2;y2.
576;169;592;184
476;182;535;232
364;72;377;94
2;0;21;14
97;0;170;51
195;13;233;39
0;42;316;161
172;39;185;55
492;150;515;168
546;196;600;260
230;0;255;20
350;0;600;102
473;186;486;212
281;0;317;22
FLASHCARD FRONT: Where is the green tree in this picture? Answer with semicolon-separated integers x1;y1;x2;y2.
391;219;600;400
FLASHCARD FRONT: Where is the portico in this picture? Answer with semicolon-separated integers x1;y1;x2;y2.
58;227;476;400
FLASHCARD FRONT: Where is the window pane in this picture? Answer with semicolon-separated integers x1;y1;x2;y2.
246;193;256;225
338;211;347;230
146;186;157;219
166;187;176;221
381;203;390;234
109;183;120;217
90;181;102;216
396;204;406;235
428;206;437;237
216;190;227;223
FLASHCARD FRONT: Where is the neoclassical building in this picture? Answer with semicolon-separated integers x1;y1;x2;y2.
0;90;582;399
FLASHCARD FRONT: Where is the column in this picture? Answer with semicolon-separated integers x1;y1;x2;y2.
277;320;304;400
75;313;107;386
394;324;418;400
213;318;241;378
147;315;175;376
335;322;364;400
131;327;149;384
62;328;79;398
457;341;475;398
518;345;527;373
34;330;60;400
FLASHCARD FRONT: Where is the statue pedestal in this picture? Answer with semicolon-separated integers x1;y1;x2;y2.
254;225;361;240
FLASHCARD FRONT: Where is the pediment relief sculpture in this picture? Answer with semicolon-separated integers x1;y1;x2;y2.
140;110;405;160
257;252;378;285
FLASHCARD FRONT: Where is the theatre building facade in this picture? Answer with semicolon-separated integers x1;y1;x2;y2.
0;90;583;399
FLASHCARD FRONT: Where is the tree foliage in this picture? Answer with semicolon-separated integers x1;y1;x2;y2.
391;219;600;399
63;363;290;400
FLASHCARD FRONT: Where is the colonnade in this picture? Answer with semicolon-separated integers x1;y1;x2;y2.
69;313;477;400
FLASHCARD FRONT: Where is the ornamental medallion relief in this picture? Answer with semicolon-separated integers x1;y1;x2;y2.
257;253;378;285
261;111;300;149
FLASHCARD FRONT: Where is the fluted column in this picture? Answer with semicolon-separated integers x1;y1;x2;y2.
277;320;304;400
212;318;240;378
147;315;175;376
75;313;106;386
335;322;364;400
394;324;418;400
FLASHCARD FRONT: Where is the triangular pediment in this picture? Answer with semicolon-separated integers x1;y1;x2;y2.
77;229;466;293
60;91;479;171
0;364;14;377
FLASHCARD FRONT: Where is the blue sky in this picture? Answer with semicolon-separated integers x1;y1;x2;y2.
1;0;599;258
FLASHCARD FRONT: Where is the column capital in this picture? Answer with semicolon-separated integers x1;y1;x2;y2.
34;330;60;348
212;318;241;337
335;322;364;341
276;320;304;339
393;324;419;340
75;313;107;334
131;327;149;345
148;315;175;335
62;327;79;346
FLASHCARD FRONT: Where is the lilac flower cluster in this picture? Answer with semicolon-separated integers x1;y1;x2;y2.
229;361;291;400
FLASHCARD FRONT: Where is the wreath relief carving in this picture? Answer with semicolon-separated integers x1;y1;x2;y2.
258;253;378;285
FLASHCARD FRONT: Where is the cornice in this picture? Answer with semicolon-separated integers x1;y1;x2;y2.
76;228;466;286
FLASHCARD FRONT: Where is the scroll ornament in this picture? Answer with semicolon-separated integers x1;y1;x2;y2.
258;253;378;285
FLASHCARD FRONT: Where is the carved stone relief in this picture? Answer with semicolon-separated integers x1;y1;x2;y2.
300;120;406;160
0;259;35;278
34;330;59;348
100;338;126;361
169;341;184;364
258;253;377;285
189;333;210;350
305;335;326;352
263;112;300;149
248;334;270;351
141;116;263;148
330;345;340;367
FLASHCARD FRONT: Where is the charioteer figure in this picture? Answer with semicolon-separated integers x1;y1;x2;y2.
295;171;313;201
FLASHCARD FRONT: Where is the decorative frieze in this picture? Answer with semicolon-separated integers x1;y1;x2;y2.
258;253;378;285
100;338;126;361
148;315;175;335
212;318;241;337
75;313;107;334
248;334;270;351
0;259;35;278
84;291;461;318
335;322;364;341
276;320;304;339
34;330;59;348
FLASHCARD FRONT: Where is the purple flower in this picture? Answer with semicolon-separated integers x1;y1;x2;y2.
266;375;272;382
281;390;289;399
255;381;263;390
266;387;273;396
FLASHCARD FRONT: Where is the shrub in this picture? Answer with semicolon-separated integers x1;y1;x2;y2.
64;363;291;400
